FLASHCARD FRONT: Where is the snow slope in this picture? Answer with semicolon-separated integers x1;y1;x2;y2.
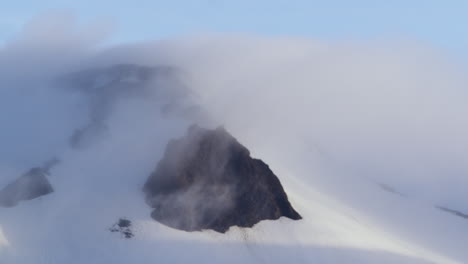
1;24;468;263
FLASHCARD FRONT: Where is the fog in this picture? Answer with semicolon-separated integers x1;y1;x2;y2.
80;35;468;209
0;13;468;264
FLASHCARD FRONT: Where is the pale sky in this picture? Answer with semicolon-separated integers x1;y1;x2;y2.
1;0;468;52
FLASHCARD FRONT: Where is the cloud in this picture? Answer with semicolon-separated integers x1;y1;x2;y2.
157;36;468;208
0;15;468;263
1;18;468;206
0;11;113;80
2;10;468;200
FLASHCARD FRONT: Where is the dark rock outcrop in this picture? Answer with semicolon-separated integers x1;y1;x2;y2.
110;218;134;239
0;164;55;208
143;125;301;233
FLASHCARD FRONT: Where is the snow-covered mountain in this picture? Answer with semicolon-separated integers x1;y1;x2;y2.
0;34;468;264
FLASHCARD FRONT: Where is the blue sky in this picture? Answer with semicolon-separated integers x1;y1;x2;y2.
1;0;468;52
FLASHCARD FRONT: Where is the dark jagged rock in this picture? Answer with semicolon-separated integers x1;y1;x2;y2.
110;218;134;239
143;125;301;233
0;166;55;208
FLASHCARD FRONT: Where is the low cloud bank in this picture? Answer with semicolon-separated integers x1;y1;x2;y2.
1;13;467;213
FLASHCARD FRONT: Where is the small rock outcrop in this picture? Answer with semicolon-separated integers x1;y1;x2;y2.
110;218;134;239
0;160;57;208
143;125;301;233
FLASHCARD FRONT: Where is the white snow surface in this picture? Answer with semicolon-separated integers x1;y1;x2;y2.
1;17;468;264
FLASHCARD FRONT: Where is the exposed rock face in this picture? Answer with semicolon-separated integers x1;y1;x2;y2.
110;218;134;239
0;167;54;208
143;125;301;233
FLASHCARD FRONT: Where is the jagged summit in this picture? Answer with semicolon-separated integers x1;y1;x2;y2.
143;125;302;233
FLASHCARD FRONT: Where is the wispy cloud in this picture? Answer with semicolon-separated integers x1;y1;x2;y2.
0;13;467;264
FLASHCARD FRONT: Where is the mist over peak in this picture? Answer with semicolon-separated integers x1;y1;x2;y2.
58;63;192;148
144;125;301;233
0;13;467;264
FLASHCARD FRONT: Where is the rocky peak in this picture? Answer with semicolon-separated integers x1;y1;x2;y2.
143;125;301;233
